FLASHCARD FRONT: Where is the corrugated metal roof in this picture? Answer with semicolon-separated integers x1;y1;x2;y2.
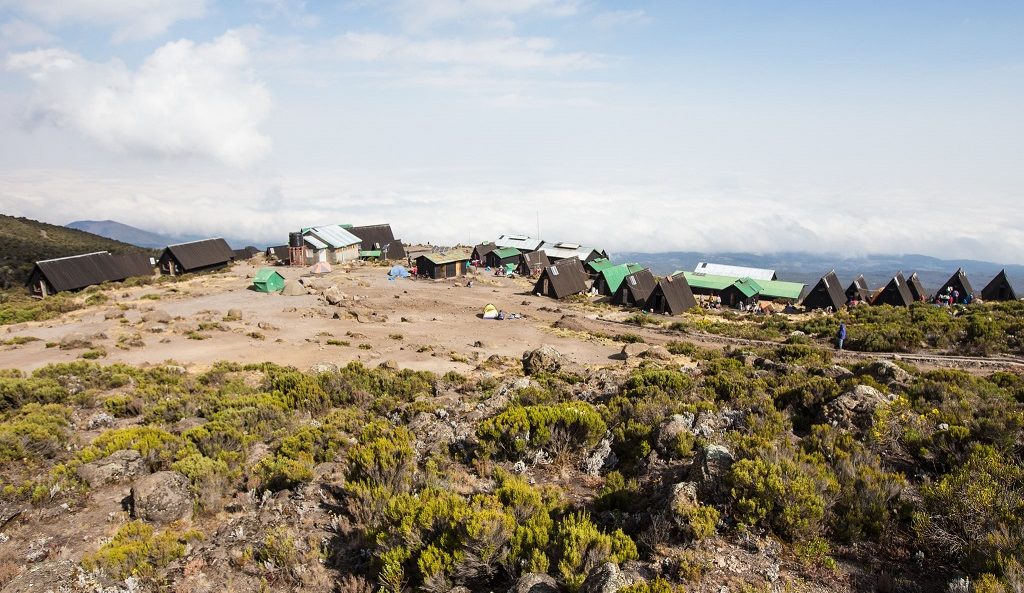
600;263;646;294
586;258;615;273
755;279;805;300
694;262;776;281
681;272;738;291
533;257;589;299
732;277;763;298
540;243;602;261
164;238;234;271
32;252;124;292
348;224;406;259
492;247;521;259
420;250;472;265
303;225;361;249
613;268;657;307
496;235;544;251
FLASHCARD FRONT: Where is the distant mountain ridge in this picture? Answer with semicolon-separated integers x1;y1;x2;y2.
66;220;180;249
614;250;1024;295
0;214;149;289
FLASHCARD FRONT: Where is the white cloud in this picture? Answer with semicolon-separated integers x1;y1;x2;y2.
6;31;272;168
3;0;207;42
0;19;56;48
392;0;582;32
329;32;603;71
250;0;319;28
591;9;650;30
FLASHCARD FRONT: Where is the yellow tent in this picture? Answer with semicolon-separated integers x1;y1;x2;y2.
483;304;498;319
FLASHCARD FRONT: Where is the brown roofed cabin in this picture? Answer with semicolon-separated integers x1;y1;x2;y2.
518;250;550;277
981;270;1017;302
265;245;290;264
415;251;471;279
906;272;927;302
533;257;589;299
472;242;497;264
159;238;234;276
873;272;915;307
348;224;406;260
845;275;871;304
612;268;657;308
646;274;697;315
802;271;846;311
28;251;153;297
935;268;974;303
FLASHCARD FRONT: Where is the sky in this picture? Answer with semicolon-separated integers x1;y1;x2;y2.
1;1;1022;262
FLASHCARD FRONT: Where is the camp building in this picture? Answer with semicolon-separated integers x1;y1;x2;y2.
682;272;762;307
935;268;974;302
612;268;657;308
906;272;927;302
539;242;607;264
301;225;361;265
585;258;615;280
754;279;805;302
485;247;522;269
495;235;543;253
28;251;154;297
981;270;1017;302
873;272;915;307
646;274;697;315
159;238;234;276
265;245;290;264
518;250;551;277
594;263;646;296
348;224;406;260
693;262;776;281
846;275;871;304
472;242;497;263
802;271;846;311
415;250;471;279
533;257;589;299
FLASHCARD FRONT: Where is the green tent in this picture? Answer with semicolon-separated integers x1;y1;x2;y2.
253;268;286;293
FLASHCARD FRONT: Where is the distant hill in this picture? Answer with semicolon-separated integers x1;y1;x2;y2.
0;214;150;289
66;220;179;249
614;250;1024;296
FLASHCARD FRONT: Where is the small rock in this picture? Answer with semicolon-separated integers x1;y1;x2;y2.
508;572;559;593
821;384;894;432
131;471;193;523
620;343;650;359
142;310;172;324
86;412;116;430
580;562;636;593
582;438;616;475
657;413;695;454
309;362;338;374
379;360;399;371
859;359;912;386
322;287;348;305
59;333;92;350
226;308;243;319
258;321;278;330
77;450;145;487
522;345;563;375
641;345;672;361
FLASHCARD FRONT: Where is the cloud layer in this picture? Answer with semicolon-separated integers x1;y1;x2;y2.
4;0;207;42
6;31;271;168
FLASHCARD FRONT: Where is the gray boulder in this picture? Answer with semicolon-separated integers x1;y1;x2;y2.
309;362;338;374
640;345;672;361
58;333;92;350
509;573;559;593
822;384;894;432
522;345;563;375
322;287;348;305
691;443;734;498
859;360;912;386
656;413;695;455
77;449;145;487
131;471;193;523
142;309;172;324
580;562;636;593
582;438;616;475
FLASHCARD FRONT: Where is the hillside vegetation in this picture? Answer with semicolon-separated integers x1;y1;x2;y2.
0;214;150;290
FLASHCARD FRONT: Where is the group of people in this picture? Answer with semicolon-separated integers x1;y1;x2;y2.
934;286;973;306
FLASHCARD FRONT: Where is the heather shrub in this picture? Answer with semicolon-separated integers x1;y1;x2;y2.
552;511;638;592
476;402;606;460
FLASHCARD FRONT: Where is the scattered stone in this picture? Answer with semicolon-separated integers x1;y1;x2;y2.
822;384;894;432
142;310;172;324
258;321;278;330
691;443;734;498
165;365;186;375
379;360;399;371
670;481;699;520
508;572;559;593
309;362;338;374
86;412;116;430
641;345;672;361
552;314;588;332
522;345;563;375
104;310;125;320
473;340;485;348
620;343;650;359
77;450;145;487
580;562;636;593
657;413;695;454
583;438;616;475
59;333;92;350
512;460;528;474
131;471;193;523
226;308;243;319
816;364;855;381
281;281;307;296
323;287;348;305
521;300;531;306
859;359;912;386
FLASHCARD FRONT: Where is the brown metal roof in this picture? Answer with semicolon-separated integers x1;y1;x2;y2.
612;268;656;307
472;242;497;261
162;238;234;271
348;224;406;259
906;272;927;302
845;275;871;302
647;274;697;315
873;272;914;307
981;270;1017;301
30;251;151;292
935;268;974;299
110;253;155;278
802;271;846;311
519;250;550;275
533;257;589;299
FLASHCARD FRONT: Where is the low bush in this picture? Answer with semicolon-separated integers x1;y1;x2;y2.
82;521;202;580
476;402;606;459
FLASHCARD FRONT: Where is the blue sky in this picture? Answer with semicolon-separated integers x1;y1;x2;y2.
1;1;1022;261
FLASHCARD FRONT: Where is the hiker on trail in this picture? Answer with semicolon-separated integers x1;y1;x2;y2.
836;322;847;350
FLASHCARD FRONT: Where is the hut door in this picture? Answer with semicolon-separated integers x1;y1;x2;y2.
446;263;456;277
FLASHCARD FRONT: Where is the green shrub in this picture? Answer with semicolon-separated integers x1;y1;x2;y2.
0;403;72;462
81;521;202;580
0;376;68;412
553;512;638;592
619;578;682;593
477;402;606;459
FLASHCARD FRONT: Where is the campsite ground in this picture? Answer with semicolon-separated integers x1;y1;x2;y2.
0;259;663;374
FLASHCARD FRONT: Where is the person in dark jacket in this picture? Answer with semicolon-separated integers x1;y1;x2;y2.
836;322;847;350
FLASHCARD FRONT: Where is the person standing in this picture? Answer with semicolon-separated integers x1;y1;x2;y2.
836;322;847;350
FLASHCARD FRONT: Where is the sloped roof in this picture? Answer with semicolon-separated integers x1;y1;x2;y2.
491;247;521;259
540;242;604;261
648;274;697;315
936;268;974;298
981;270;1017;301
163;238;234;271
756;279;805;300
586;258;615;273
873;272;915;307
303;225;361;249
419;250;472;265
496;234;544;251
31;252;128;292
694;262;776;281
348;224;406;259
533;257;589;299
731;277;763;299
613;268;657;307
473;242;497;259
111;253;155;278
599;263;646;294
254;268;285;282
906;272;927;302
846;275;871;302
802;271;846;311
521;250;551;269
681;272;739;291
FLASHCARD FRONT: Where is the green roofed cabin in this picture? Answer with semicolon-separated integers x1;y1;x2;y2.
485;247;522;269
359;250;382;260
754;279;805;302
253;268;286;293
682;272;763;307
594;263;645;296
585;257;615;280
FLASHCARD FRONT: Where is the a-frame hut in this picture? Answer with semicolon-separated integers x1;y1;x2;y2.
518;250;550;277
533;257;589;299
612;268;657;308
935;268;974;303
845;275;871;304
873;272;915;307
802;271;846;311
472;242;497;264
594;263;645;296
981;270;1017;302
646;274;697;315
906;272;927;302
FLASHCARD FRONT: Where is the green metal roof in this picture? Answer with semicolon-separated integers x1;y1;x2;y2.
492;247;521;259
254;268;284;282
732;277;763;298
601;263;645;294
586;257;614;272
681;272;739;291
359;250;382;258
755;279;805;300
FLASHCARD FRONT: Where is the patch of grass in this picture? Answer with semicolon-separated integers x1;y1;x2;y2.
186;331;209;340
80;348;107;360
140;293;162;301
1;336;40;346
327;339;349;347
389;333;404;340
358;343;372;350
